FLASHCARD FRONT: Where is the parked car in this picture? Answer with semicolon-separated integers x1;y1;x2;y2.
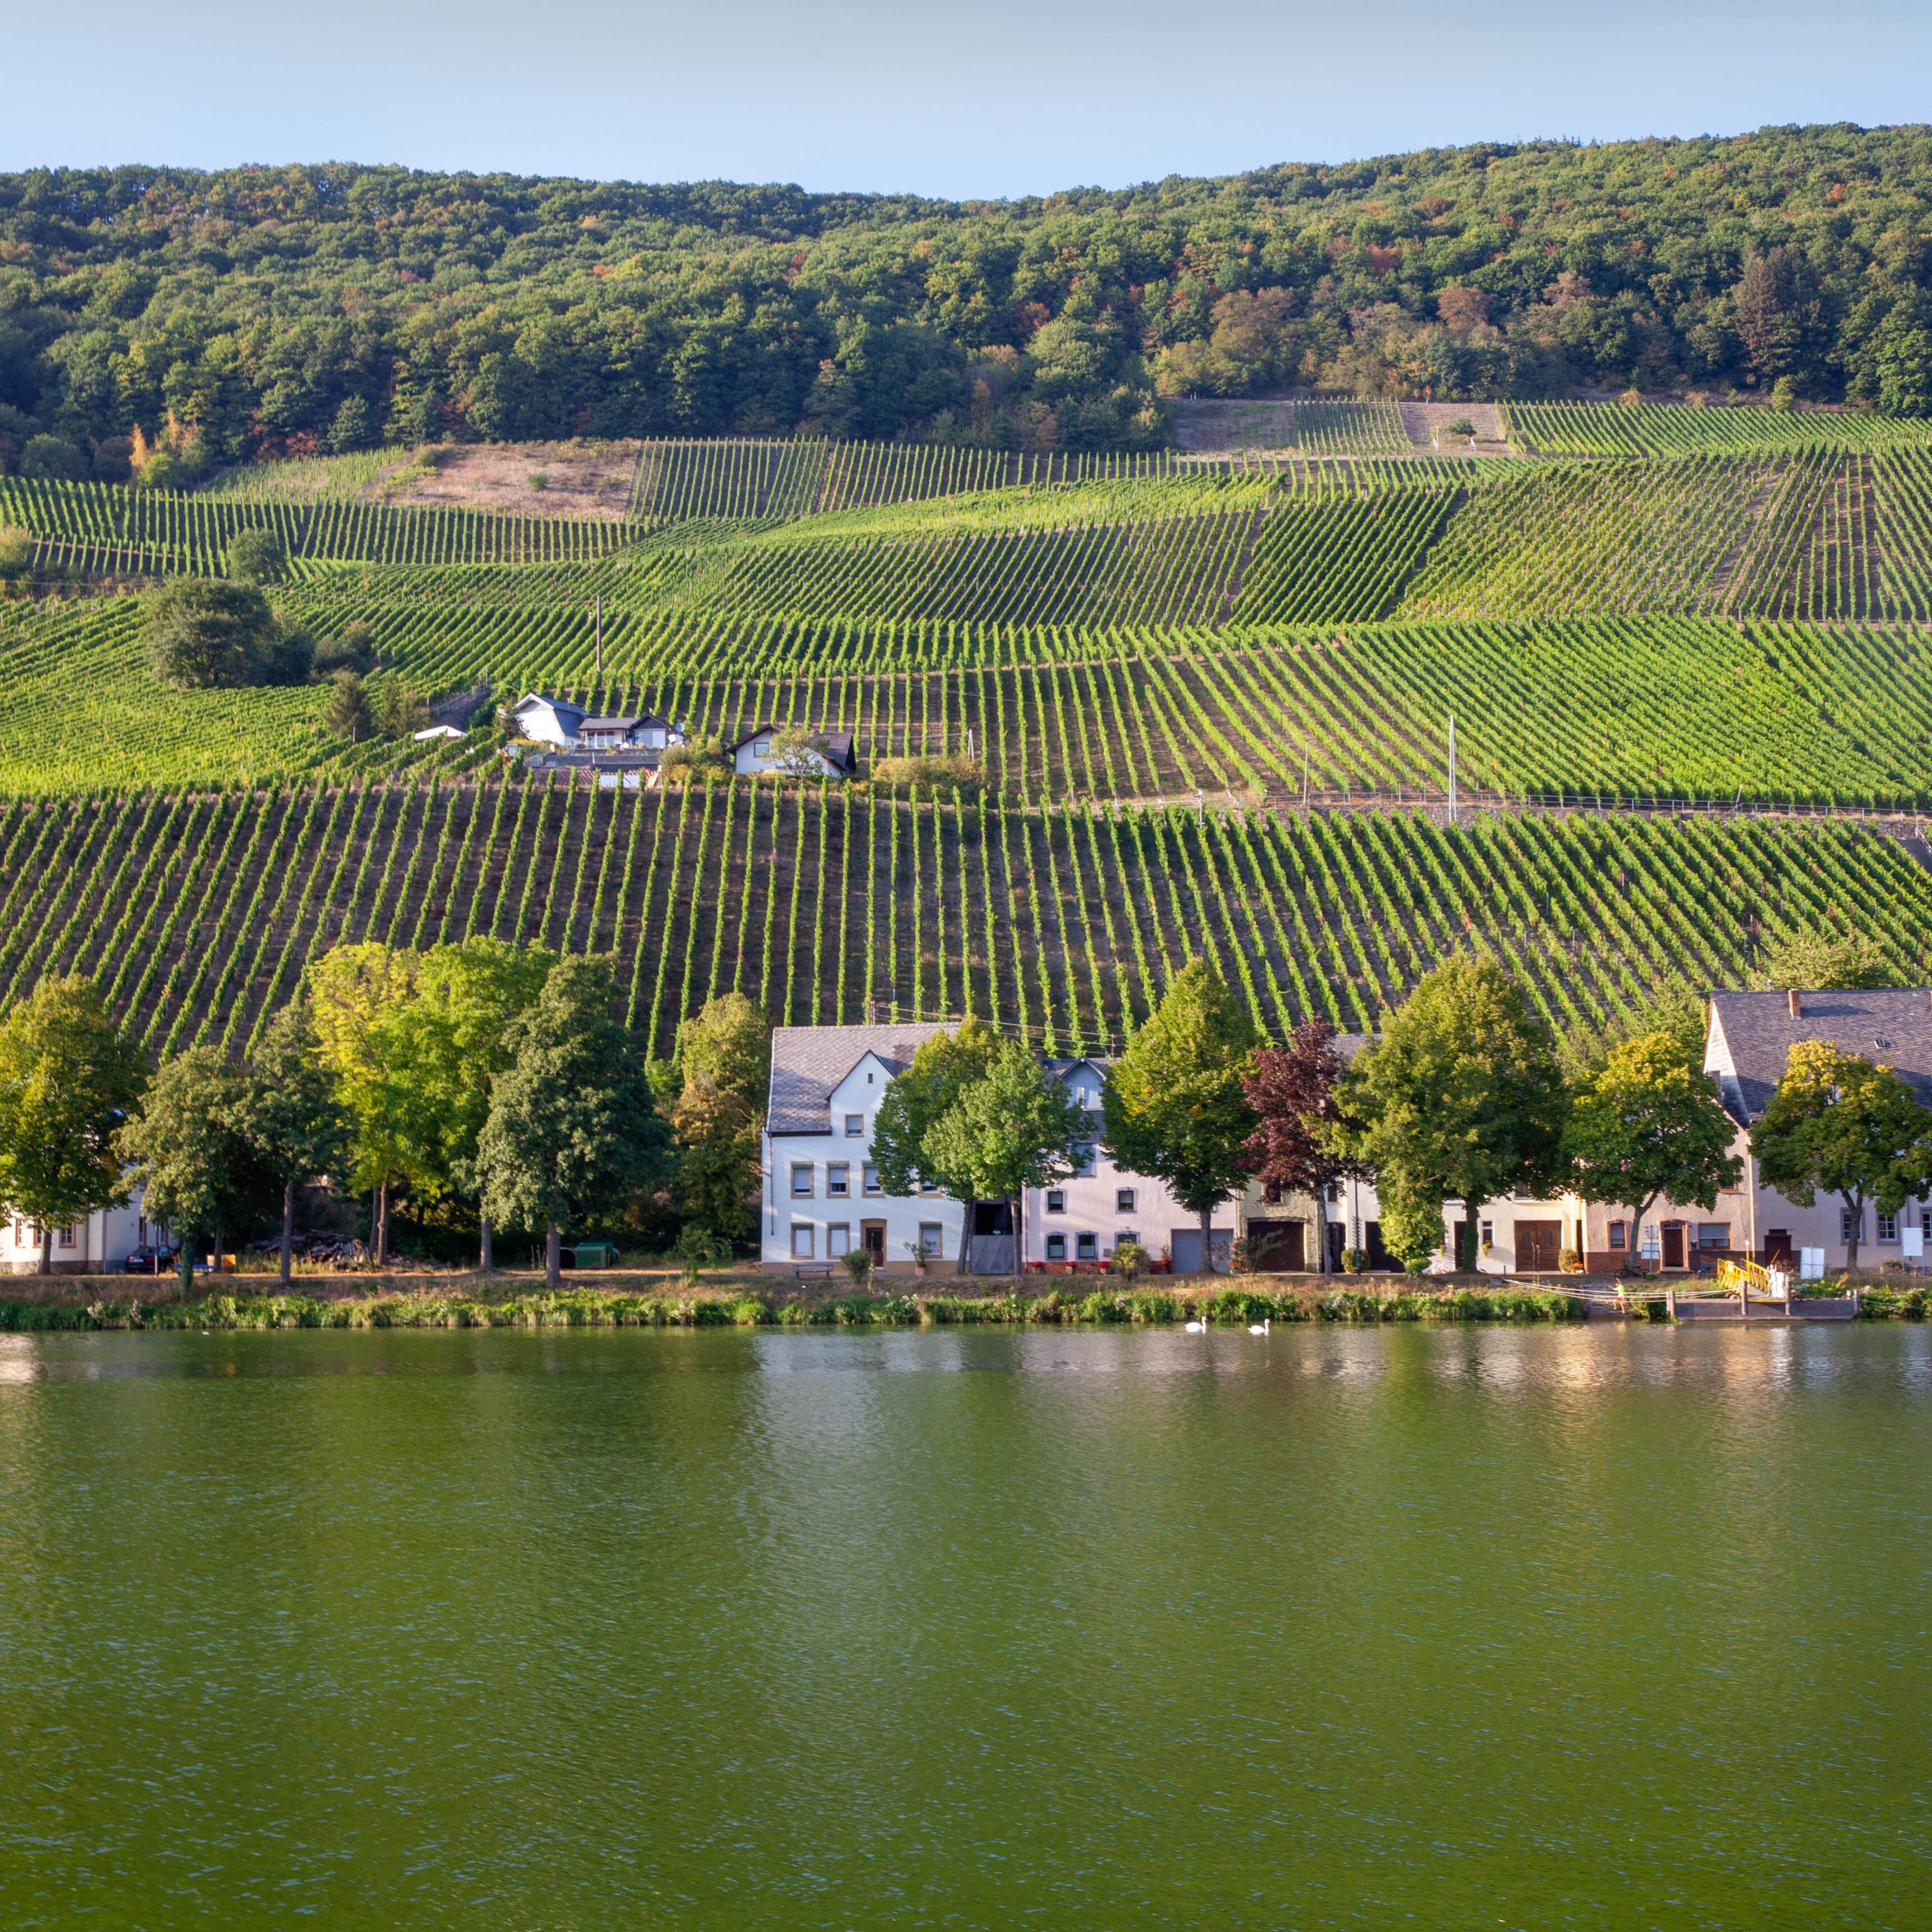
122;1245;179;1275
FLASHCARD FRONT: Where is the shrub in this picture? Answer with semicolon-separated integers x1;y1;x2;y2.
0;525;33;582
224;526;288;585
871;752;985;794
659;739;730;784
142;578;311;689
841;1248;872;1286
1111;1239;1149;1279
313;621;378;676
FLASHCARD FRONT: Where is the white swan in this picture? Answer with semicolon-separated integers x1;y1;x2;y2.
1247;1318;1271;1336
1184;1317;1206;1333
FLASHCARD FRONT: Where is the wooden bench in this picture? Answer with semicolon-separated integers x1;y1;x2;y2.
792;1264;834;1280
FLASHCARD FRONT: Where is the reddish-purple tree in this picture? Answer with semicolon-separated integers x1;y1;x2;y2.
1241;1021;1371;1276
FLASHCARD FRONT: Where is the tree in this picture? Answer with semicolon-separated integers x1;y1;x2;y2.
766;725;829;779
0;526;33;583
1751;1042;1932;1272
1561;1032;1742;1275
870;1018;1002;1271
1336;957;1566;1272
115;1045;271;1292
476;956;670;1287
921;1041;1087;1279
0;977;147;1275
373;679;428;739
1754;927;1898;992
230;1003;354;1284
1875;299;1932;419
224;527;287;586
1101;959;1259;1274
1378;1181;1451;1277
325;670;371;742
142;579;309;690
308;942;420;1265
667;994;771;1248
382;937;556;1268
1241;1019;1369;1277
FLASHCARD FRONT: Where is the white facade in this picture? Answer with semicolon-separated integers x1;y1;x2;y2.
763;1040;963;1274
1025;1059;1234;1270
731;727;853;779
3;1194;156;1275
510;693;587;747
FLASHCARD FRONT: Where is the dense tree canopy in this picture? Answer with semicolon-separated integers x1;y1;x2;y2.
3;127;1931;473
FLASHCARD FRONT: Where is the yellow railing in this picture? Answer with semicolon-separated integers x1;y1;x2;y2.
1714;1260;1780;1298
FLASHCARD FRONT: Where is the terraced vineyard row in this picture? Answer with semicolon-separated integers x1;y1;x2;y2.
0;477;628;574
5;780;1925;1058
1504;400;1932;456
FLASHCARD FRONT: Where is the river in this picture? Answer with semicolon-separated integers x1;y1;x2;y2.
0;1323;1926;1928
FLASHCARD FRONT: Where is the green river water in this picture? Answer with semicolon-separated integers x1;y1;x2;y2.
0;1323;1927;1929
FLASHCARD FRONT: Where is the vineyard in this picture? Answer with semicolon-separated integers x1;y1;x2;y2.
1;778;1925;1059
1504;400;1932;457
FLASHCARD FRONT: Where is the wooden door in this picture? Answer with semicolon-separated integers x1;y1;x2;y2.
862;1220;887;1265
1661;1224;1686;1270
1248;1221;1305;1272
1515;1220;1562;1271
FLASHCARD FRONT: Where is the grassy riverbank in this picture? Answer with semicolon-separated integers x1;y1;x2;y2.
0;1278;1586;1332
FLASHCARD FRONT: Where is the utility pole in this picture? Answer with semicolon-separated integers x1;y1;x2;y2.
594;594;603;684
1448;713;1458;826
1302;738;1310;807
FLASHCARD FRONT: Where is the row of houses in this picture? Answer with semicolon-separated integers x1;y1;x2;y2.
509;695;857;781
761;989;1932;1278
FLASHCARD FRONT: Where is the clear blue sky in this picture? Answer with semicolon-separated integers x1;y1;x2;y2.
8;0;1929;199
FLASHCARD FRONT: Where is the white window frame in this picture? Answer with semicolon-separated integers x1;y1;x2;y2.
844;1113;864;1139
1878;1210;1899;1243
1115;1188;1136;1214
1076;1231;1099;1262
1044;1189;1066;1215
1045;1232;1067;1261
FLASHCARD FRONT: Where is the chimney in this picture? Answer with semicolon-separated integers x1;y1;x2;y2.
1788;989;1801;1019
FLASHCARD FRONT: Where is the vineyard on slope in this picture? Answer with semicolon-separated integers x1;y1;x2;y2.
1504;401;1932;456
3;779;1925;1058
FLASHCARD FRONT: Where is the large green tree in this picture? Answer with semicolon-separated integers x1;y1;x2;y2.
668;994;771;1248
1336;956;1566;1272
0;977;147;1275
476;956;670;1287
115;1045;271;1292
871;1018;1003;1271
1753;927;1899;992
230;1003;355;1284
1562;1032;1742;1275
1101;959;1259;1274
1751;1041;1932;1272
142;579;311;690
921;1041;1087;1279
382;937;557;1269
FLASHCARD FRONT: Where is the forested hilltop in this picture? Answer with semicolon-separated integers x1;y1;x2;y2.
3;124;1931;473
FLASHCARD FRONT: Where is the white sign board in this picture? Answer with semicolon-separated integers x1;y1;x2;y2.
1800;1247;1826;1281
1904;1225;1925;1260
1641;1223;1660;1261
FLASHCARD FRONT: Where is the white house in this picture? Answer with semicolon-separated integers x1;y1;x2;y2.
4;1194;158;1275
763;1024;961;1274
730;725;858;779
1027;1058;1235;1271
509;693;588;747
579;712;685;752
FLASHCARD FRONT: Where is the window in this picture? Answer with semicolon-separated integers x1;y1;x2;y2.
790;1224;815;1259
1115;1232;1139;1251
1879;1211;1899;1243
862;1164;882;1197
1262;1180;1282;1205
918;1221;943;1258
918;1174;941;1197
1480;1220;1494;1248
1046;1233;1067;1261
826;1162;850;1199
1045;1189;1066;1215
57;1225;75;1248
790;1163;814;1198
828;1224;850;1257
1072;1143;1096;1176
1116;1188;1137;1214
1076;1232;1098;1262
1697;1224;1731;1250
1842;1208;1859;1244
844;1113;864;1139
1608;1221;1627;1250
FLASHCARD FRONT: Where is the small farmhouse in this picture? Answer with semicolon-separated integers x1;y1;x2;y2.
509;693;587;746
730;725;858;779
578;713;685;752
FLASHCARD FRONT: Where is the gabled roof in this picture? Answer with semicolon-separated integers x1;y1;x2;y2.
513;691;586;721
766;1023;954;1135
1707;988;1932;1121
581;713;677;733
730;726;857;772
